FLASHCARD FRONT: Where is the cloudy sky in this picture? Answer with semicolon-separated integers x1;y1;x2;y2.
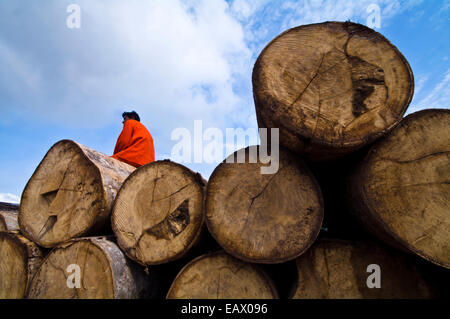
0;0;449;203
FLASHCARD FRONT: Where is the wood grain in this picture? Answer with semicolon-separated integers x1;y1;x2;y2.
253;22;413;160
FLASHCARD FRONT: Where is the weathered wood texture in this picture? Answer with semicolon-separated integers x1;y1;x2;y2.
253;21;414;160
205;146;323;264
292;239;437;299
19;140;135;248
0;202;19;231
112;160;206;266
27;236;152;299
347;109;450;268
0;231;45;298
166;251;278;299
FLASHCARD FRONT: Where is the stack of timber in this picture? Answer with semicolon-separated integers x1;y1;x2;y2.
246;21;448;298
0;140;155;299
1;21;448;300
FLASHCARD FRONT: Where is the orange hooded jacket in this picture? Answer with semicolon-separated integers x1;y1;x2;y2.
112;119;155;167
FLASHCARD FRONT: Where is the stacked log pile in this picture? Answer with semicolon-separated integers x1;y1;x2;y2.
0;21;448;299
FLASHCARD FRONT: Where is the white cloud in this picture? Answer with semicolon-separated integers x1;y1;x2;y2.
414;73;429;96
278;0;424;30
0;193;20;204
409;68;450;113
0;0;252;131
0;40;42;98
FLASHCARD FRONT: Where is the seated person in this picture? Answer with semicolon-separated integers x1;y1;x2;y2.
112;111;155;167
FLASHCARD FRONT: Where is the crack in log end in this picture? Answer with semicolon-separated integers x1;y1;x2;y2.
167;199;190;237
145;199;191;241
37;215;58;240
352;85;373;117
347;55;386;118
41;190;58;206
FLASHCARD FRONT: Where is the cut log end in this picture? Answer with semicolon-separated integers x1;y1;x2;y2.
205;146;324;264
253;21;413;160
347;109;450;269
27;236;150;299
112;161;206;266
166;251;278;299
0;231;45;299
292;240;438;299
19;140;134;248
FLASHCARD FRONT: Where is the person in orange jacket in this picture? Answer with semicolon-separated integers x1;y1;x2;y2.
111;111;155;167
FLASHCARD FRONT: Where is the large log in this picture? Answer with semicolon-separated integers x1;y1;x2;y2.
205;145;323;264
252;21;414;160
19;140;135;248
27;236;153;299
0;202;19;231
0;231;45;298
347;109;450;268
166;251;278;299
291;239;438;299
112;160;206;265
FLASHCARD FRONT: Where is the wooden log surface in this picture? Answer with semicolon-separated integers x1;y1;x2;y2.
27;236;152;299
0;231;45;298
19;140;135;248
291;239;438;299
166;250;279;299
205;145;323;264
0;202;19;231
112;160;206;266
346;109;449;268
253;21;414;160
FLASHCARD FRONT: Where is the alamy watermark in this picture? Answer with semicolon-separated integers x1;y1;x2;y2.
170;121;280;174
366;4;381;29
366;264;381;288
65;262;381;290
66;264;81;288
65;3;382;30
66;4;81;29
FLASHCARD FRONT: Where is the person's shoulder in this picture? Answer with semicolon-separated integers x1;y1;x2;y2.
127;119;141;127
131;120;151;131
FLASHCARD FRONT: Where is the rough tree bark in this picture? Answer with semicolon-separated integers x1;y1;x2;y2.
0;202;19;231
0;231;45;298
19;140;135;248
166;251;278;299
27;236;153;299
346;109;450;269
205;145;323;264
291;239;438;299
112;160;206;266
253;21;414;160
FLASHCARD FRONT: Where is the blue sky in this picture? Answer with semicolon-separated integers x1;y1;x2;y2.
0;0;449;203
